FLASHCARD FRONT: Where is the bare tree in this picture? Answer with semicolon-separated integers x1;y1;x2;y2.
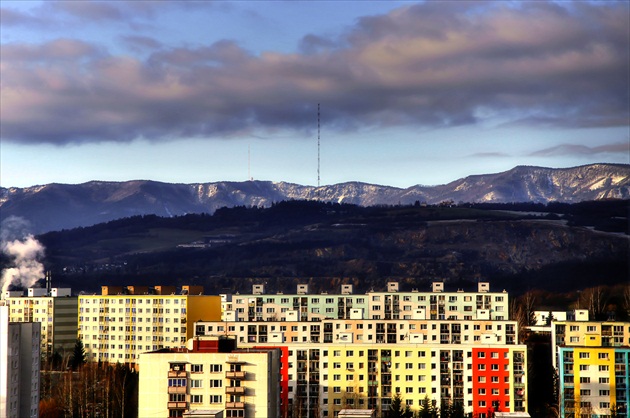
623;285;630;318
580;286;609;320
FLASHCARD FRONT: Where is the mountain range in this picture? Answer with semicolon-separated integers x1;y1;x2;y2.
2;163;629;234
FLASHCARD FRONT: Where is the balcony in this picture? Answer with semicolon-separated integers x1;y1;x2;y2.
226;371;246;379
226;402;246;409
168;370;187;378
226;386;246;395
167;402;187;409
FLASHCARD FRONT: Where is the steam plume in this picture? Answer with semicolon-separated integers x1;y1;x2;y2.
1;216;45;296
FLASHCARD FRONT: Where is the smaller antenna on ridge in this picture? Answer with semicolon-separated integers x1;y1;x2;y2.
317;103;321;190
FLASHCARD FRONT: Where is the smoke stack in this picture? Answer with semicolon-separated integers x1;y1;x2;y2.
46;271;51;296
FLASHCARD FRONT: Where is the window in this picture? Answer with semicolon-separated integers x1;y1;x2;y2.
209;379;222;387
191;364;203;373
168;378;186;387
209;395;222;403
579;352;589;359
190;379;203;388
190;395;203;404
209;364;223;372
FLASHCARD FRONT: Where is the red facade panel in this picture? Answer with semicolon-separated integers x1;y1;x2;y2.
255;345;290;418
472;347;511;416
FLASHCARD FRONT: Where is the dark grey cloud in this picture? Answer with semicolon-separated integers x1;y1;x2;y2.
530;142;629;157
1;1;628;145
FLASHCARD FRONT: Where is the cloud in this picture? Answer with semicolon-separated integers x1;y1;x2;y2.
120;35;163;52
470;152;511;158
1;1;628;145
529;142;630;157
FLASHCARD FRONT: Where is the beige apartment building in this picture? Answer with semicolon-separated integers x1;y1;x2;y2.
138;346;282;418
78;285;221;365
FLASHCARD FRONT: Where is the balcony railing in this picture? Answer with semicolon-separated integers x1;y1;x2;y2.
226;386;246;394
226;402;246;409
167;401;187;409
167;386;187;394
226;371;246;379
168;370;187;378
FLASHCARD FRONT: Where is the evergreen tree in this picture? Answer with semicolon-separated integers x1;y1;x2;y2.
451;402;465;418
386;393;412;418
70;338;86;370
440;399;452;418
417;396;438;418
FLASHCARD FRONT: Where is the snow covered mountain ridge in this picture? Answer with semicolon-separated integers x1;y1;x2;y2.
1;164;628;234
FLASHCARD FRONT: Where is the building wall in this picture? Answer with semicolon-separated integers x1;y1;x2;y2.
472;347;511;416
138;350;280;418
1;294;78;358
0;306;40;418
558;346;630;417
78;294;222;365
195;319;518;347
224;341;527;418
224;282;509;322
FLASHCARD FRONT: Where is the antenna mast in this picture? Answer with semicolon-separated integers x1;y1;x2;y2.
317;103;320;189
248;144;251;181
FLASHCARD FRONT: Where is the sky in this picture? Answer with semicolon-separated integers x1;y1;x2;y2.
1;1;628;189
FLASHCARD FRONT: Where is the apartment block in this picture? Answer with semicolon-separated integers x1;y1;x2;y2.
185;339;526;418
195;318;519;346
0;306;40;418
1;287;77;359
553;319;630;417
223;282;509;322
552;320;630;369
199;281;523;418
558;347;629;417
138;343;282;418
78;285;221;365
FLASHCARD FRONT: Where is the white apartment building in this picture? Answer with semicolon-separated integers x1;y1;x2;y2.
222;281;509;322
1;287;77;359
195;318;519;346
0;306;40;418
